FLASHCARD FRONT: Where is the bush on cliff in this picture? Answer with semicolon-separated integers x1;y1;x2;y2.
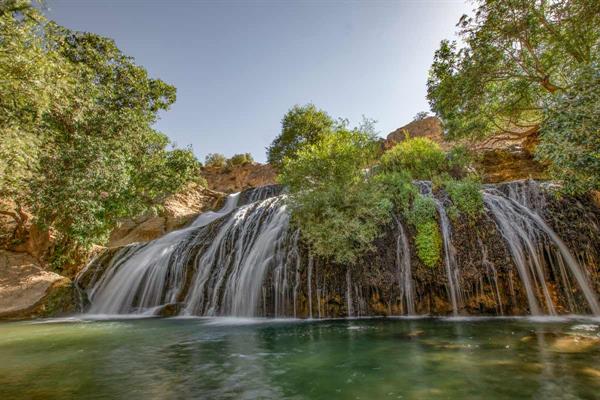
380;137;446;180
404;194;441;268
267;104;337;169
280;128;392;265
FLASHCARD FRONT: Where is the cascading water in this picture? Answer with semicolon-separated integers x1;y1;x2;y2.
78;180;600;318
393;215;415;315
417;181;461;315
484;180;600;316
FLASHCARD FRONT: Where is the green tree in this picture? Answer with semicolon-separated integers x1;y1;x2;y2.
1;2;201;267
267;104;336;168
205;153;227;168
226;153;254;168
428;0;600;143
536;62;600;195
380;137;447;180
280;128;391;265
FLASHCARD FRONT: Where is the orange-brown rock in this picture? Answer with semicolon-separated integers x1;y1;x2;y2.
385;116;451;150
108;183;225;247
475;146;548;183
0;250;74;319
202;163;277;194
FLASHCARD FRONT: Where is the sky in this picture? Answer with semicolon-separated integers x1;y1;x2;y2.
46;0;471;163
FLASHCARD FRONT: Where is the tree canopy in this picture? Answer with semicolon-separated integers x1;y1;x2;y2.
0;1;201;266
266;104;337;168
427;0;600;194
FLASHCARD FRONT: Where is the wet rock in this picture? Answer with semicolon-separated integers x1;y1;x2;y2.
550;335;600;353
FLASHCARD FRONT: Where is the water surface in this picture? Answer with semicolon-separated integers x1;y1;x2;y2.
1;317;599;399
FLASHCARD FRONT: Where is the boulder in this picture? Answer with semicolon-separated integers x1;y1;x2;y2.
0;250;75;319
108;184;224;247
202;163;277;194
385;116;450;150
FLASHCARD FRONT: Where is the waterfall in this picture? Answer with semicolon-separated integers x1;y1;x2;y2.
78;180;599;318
81;186;300;317
84;194;240;314
484;181;600;316
417;180;461;315
393;215;415;315
346;269;354;317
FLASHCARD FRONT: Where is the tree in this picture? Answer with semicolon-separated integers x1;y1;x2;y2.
205;153;227;168
413;111;429;121
536;62;600;195
0;2;201;267
267;104;336;168
427;0;600;143
280;128;391;265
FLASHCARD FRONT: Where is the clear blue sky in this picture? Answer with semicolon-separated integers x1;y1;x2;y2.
46;0;470;163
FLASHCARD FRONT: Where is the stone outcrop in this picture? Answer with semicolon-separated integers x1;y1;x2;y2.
385;116;450;150
202;163;277;193
108;184;224;247
0;250;75;319
384;116;548;183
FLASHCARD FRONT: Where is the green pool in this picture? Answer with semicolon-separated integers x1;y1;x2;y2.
1;317;599;399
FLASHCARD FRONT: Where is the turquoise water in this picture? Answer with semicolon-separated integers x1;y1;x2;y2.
1;317;599;399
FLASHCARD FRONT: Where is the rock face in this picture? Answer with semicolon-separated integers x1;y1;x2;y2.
77;180;600;319
385;116;449;150
476;145;548;183
384;116;548;183
0;250;75;319
202;163;277;193
108;184;224;247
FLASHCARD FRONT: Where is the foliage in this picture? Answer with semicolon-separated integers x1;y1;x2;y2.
443;177;484;220
536;62;600;195
380;138;446;180
427;0;600;141
280;128;391;265
414;221;442;268
413;111;429;121
226;153;254;168
404;195;441;268
0;2;201;266
267;104;336;168
205;153;227;168
371;171;416;214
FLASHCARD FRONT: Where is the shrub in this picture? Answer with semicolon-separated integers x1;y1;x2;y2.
204;153;227;169
444;177;483;220
371;170;416;213
404;194;441;268
414;221;442;268
226;153;254;168
280;128;390;265
446;145;473;178
380;137;446;180
267;104;336;168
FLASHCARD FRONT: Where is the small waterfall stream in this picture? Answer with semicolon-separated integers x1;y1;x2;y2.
78;180;600;318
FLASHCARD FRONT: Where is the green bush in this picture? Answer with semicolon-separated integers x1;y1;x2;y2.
280;127;390;265
380;137;446;180
404;194;441;268
226;153;254;168
414;221;442;268
204;153;227;169
444;177;483;220
267;104;336;168
371;170;416;214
